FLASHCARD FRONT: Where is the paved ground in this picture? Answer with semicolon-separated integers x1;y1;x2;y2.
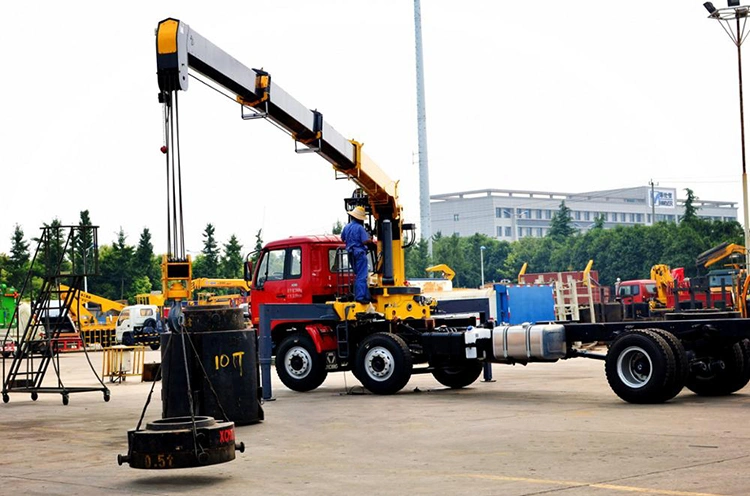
2;350;750;496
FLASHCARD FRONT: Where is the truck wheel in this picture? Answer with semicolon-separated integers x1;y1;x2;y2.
432;362;483;389
686;341;747;396
644;328;688;401
122;332;135;346
275;333;328;392
355;332;412;395
605;330;676;404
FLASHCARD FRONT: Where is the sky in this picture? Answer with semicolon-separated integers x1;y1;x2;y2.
0;1;746;256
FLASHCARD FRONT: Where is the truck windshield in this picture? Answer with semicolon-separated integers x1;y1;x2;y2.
117;309;130;325
644;284;656;295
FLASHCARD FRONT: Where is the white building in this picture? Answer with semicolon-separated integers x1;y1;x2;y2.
430;186;738;242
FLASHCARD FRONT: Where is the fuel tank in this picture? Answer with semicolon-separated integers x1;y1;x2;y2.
491;323;567;362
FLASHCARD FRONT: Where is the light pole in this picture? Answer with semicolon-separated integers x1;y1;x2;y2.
480;246;486;288
704;1;750;267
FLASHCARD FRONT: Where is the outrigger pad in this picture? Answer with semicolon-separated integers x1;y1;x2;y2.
117;416;244;469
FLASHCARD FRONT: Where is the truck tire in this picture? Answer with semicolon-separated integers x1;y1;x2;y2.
122;332;135;346
355;332;412;395
275;333;328;392
686;340;748;396
432;362;483;389
143;319;161;350
605;330;676;404
645;328;688;401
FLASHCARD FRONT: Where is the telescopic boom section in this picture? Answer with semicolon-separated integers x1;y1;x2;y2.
155;18;407;285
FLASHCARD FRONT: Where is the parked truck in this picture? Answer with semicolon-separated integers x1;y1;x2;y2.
156;18;750;404
617;264;733;319
114;304;163;350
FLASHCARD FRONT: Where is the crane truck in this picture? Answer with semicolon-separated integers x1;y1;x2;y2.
156;18;750;404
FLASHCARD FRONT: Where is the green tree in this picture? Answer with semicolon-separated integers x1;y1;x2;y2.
592;214;605;230
96;228;135;300
131;275;153;298
198;223;220;277
134;228;160;291
332;220;343;235
682;188;699;223
548;201;577;239
251;229;264;264
7;224;30;289
404;238;431;279
221;235;244;278
72;210;96;276
36;218;70;277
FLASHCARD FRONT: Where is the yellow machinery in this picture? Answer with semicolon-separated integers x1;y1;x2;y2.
161;254;192;303
696;242;746;269
155;18;429;322
517;262;528;284
58;284;125;345
190;278;250;295
135;292;166;307
649;264;674;309
425;265;456;281
191;278;250;307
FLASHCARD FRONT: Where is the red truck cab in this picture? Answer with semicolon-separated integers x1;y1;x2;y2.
249;235;349;327
617;279;657;305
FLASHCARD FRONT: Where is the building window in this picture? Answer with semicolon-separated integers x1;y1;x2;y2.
453;214;459;221
518;227;523;238
503;208;512;218
647;213;652;223
518;209;531;219
496;226;503;237
526;227;533;237
620;213;627;222
584;211;590;221
504;226;512;237
537;227;543;237
629;213;636;223
495;208;502;218
574;211;581;220
544;209;552;219
636;213;643;223
535;209;542;219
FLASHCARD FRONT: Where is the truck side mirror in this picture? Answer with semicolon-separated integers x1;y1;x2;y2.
244;260;253;283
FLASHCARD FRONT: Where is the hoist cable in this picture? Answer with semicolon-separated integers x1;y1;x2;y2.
163;99;172;256
175;91;186;258
169;98;179;256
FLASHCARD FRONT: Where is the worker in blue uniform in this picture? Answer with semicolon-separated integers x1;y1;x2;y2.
341;206;374;304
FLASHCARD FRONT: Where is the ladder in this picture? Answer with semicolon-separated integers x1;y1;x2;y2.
1;225;110;405
334;248;354;301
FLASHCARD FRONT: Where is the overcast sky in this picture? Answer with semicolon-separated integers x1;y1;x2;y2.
0;1;745;256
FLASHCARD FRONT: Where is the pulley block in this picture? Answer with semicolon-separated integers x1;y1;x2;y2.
118;416;244;469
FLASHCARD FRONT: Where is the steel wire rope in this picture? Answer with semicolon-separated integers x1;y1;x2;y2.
177;317;202;460
182;329;232;422
163;98;172;258
134;330;173;432
169;100;179;256
135;332;174;431
175;91;186;258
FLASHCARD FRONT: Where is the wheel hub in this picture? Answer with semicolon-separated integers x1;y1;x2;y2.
365;347;393;380
285;346;311;378
617;345;653;388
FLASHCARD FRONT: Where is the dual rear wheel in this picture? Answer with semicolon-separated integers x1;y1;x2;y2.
606;330;750;403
